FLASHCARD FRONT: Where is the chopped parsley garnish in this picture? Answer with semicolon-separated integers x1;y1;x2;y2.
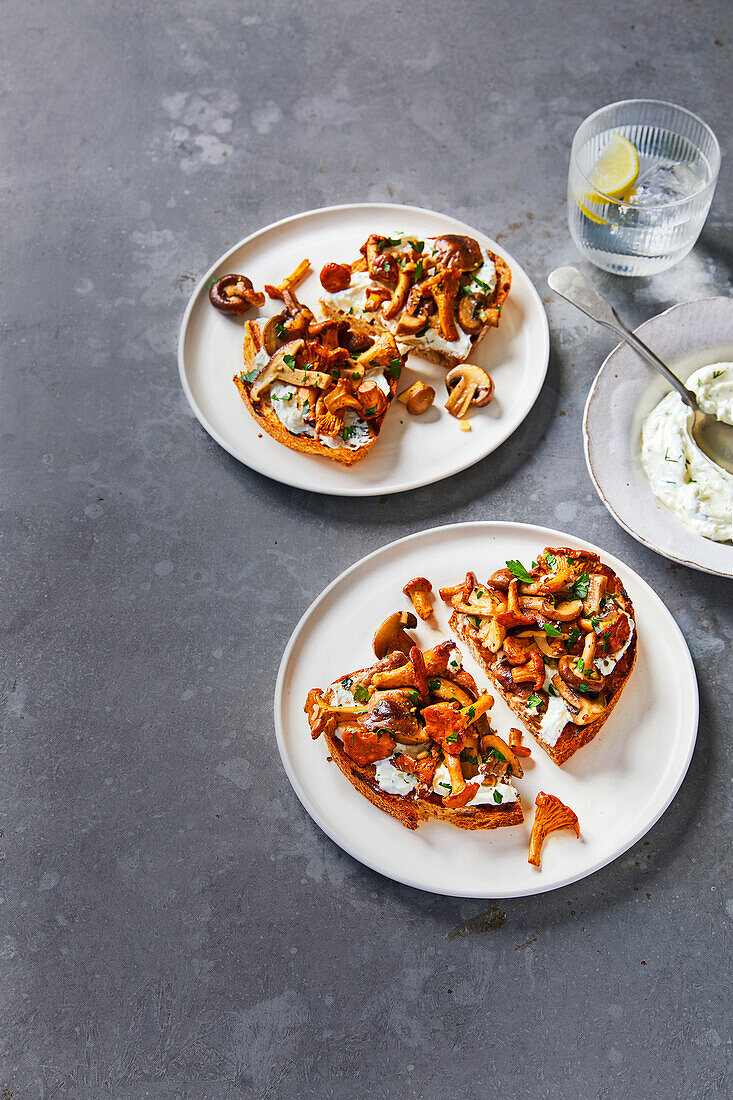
526;693;542;710
446;733;459;743
488;748;505;762
602;634;610;652
466;705;476;720
712;369;724;379
567;626;581;647
493;790;503;804
548;682;559;696
545;552;557;571
341;677;353;689
376;235;403;251
206;275;219;290
240;368;259;383
471;275;491;293
577;684;590;694
428;679;441;691
365;406;376;417
341;425;356;441
571;572;590;599
469;615;482;629
413;240;425;253
388;357;402;379
591;617;601;632
408;690;420;705
348;306;354;315
575;657;585;670
476;589;484;599
414;259;424;281
439;781;451;791
353;684;370;704
506;559;533;584
275;320;288;338
270;392;292;402
543;623;562;637
283;353;297;370
664;449;680;462
351;372;361;380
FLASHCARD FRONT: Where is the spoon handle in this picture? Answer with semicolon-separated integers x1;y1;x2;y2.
547;266;698;410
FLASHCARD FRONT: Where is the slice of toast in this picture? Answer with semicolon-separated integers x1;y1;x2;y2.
305;643;524;831
233;307;406;467
443;547;637;766
319;233;511;368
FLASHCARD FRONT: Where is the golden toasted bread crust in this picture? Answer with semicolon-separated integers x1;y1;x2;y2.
323;728;524;831
233;375;377;467
320;250;512;369
449;547;637;767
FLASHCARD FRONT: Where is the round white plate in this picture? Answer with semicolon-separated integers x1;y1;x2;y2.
274;521;698;898
178;203;549;496
584;297;733;577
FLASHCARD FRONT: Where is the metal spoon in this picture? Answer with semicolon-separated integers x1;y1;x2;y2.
547;265;733;475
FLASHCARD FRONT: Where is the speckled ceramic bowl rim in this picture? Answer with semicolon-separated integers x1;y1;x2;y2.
583;297;733;578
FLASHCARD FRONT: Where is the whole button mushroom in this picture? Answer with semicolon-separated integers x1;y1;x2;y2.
431;234;483;273
209;274;265;316
372;611;418;659
397;381;436;415
444;363;494;419
319;262;352;293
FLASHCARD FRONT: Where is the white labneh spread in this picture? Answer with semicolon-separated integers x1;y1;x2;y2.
261;369;376;451
641;363;733;542
319;236;498;360
431;763;517;806
373;758;418;796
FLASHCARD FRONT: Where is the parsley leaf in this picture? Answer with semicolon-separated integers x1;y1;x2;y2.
493;790;503;804
506;559;533;584
283;353;297;370
543;623;562;637
571;572;590;599
488;747;505;762
466;705;476;720
240;369;259;384
567;626;581;647
428;679;441;691
388;357;402;379
526;692;542;710
446;733;459;743
341;677;353;689
341;426;356;441
545;552;557;571
353;684;370;704
414;259;424;281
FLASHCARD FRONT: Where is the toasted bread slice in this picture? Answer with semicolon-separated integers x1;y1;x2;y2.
305;643;524;831
444;547;637;766
319;233;511;369
233;312;405;467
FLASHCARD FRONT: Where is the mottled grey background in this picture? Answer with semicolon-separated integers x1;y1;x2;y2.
2;0;731;1096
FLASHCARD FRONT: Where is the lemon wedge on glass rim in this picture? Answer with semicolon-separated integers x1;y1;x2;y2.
577;133;639;223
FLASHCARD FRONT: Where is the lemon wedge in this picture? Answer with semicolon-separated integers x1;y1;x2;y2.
588;133;639;199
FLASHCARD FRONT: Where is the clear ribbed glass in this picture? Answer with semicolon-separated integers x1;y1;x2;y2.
568;100;720;276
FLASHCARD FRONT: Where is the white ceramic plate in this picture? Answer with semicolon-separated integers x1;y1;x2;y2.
584;297;733;578
178;203;549;496
274;521;698;898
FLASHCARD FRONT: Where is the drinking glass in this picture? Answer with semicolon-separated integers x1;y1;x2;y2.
568;99;720;276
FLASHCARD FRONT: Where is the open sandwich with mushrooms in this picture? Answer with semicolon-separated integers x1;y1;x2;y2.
305;623;524;831
442;548;637;766
233;288;407;466
318;233;512;368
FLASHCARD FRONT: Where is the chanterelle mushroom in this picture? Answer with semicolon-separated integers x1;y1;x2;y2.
444;364;495;419
249;339;330;402
373;611;418;659
403;577;434;620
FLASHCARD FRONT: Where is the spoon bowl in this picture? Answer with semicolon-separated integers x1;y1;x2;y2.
547;266;733;474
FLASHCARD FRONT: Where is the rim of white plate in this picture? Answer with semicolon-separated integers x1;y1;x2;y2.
177;202;550;496
273;520;699;897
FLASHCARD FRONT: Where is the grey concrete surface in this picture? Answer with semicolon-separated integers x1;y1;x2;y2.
2;1;732;1096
